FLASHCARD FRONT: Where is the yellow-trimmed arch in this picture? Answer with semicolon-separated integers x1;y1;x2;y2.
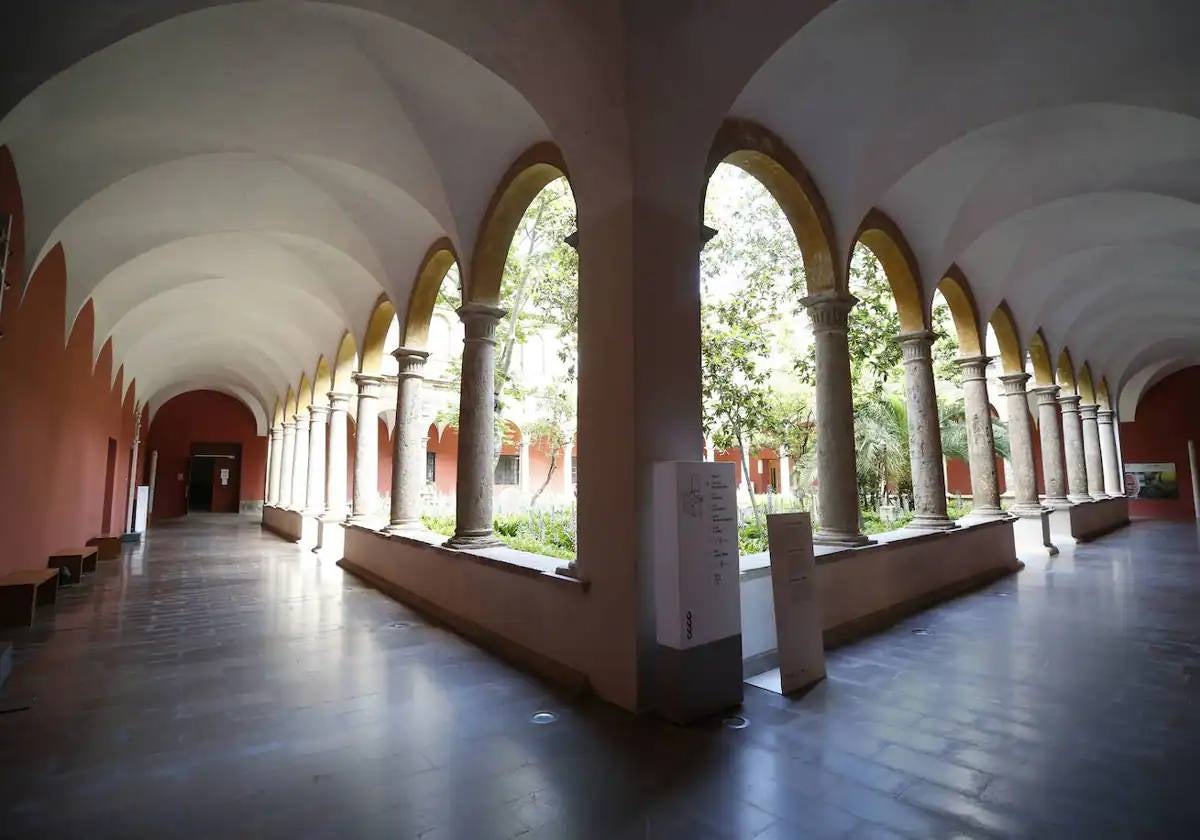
295;372;313;412
404;238;459;348
853;209;926;333
1098;377;1112;410
469;143;569;306
1078;362;1096;404
284;386;297;420
936;266;984;357
988;302;1024;374
332;331;358;393
1029;330;1055;386
360;295;397;375
708;120;839;294
311;356;332;405
1056;348;1077;394
272;398;283;427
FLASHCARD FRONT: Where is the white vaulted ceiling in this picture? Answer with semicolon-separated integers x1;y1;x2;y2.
731;0;1200;396
0;0;551;421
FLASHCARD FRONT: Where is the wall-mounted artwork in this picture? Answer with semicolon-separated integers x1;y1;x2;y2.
1124;463;1178;499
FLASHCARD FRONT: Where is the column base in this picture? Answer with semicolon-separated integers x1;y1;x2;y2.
320;511;347;524
1068;494;1094;504
444;530;502;550
963;506;1006;520
1090;492;1111;500
1010;502;1051;518
903;515;958;531
1042;496;1072;509
812;528;874;547
384;520;422;536
302;508;325;519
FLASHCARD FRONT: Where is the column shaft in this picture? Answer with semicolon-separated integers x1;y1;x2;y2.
1080;403;1107;499
268;428;283;505
279;422;295;508
324;393;351;520
958;356;1004;518
1097;410;1123;496
999;374;1043;516
349;374;384;524
561;442;574;497
1031;386;1068;506
290;412;310;511
1058;394;1091;503
305;406;329;515
387;348;430;533
899;331;954;529
124;409;142;533
447;303;507;549
803;291;869;545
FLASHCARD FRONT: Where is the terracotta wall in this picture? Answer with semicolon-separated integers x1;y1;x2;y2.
0;147;137;575
1120;366;1200;520
945;455;1008;497
144;390;266;519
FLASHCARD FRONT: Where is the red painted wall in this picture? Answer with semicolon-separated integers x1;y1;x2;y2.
0;147;137;575
145;390;266;519
1120;366;1200;520
945;455;1008;497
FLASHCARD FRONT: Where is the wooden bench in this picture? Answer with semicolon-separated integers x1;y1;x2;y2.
0;568;58;627
86;534;121;561
47;547;98;584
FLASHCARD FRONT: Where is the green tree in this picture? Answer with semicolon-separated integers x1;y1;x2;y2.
525;384;575;506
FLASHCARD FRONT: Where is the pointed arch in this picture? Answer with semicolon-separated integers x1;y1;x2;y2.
311;356;333;405
295;372;313;412
1097;377;1112;411
988;301;1024;374
1056;348;1077;393
1029;330;1055;386
936;266;984;357
272;398;283;427
404;238;460;348
284;386;297;420
469;143;569;305
1078;362;1096;404
852;209;926;333
707;119;839;294
360;295;397;375
332;331;358;393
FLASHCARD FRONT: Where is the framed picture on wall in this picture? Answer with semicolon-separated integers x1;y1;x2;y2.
1124;463;1179;499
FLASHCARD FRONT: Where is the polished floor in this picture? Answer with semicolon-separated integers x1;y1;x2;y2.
1;515;1199;838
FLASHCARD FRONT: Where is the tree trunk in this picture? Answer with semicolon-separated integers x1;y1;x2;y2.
531;450;558;507
736;432;760;525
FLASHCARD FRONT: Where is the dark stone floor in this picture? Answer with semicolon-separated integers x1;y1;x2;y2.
2;515;1199;838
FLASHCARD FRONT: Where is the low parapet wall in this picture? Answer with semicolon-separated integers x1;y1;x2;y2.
261;505;303;542
742;517;1021;669
1049;497;1131;543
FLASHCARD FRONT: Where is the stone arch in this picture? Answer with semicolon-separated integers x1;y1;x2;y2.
988;302;1024;375
935;266;985;357
403;238;460;348
1078;362;1096;404
469;143;570;306
1056;348;1077;394
272;398;284;427
284;385;297;420
295;371;313;411
707;119;838;294
1029;330;1055;385
1098;377;1112;411
852;209;926;332
332;331;358;394
360;295;397;375
311;356;333;405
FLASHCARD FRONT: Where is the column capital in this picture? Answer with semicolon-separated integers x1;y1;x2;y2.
293;412;307;425
392;346;431;378
270;426;283;439
1097;408;1115;424
457;302;507;342
801;290;857;334
1078;402;1099;420
1057;393;1082;412
282;420;296;431
1029;384;1060;406
352;372;387;397
998;372;1031;395
898;329;935;363
327;391;353;410
308;405;330;420
956;354;992;382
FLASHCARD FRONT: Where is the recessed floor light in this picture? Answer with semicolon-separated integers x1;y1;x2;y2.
723;715;749;729
530;711;558;725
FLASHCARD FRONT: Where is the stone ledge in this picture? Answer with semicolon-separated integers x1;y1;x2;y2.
260;505;302;542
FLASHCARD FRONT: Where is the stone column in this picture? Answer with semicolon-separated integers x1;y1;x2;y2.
1058;394;1091;503
802;291;870;546
1080;403;1107;499
304;405;329;516
386;348;430;534
779;448;792;499
324;393;352;520
278;421;295;508
290;412;310;511
1097;409;1123;496
124;409;143;533
1031;386;1069;506
349;373;385;524
518;438;531;494
561;441;574;497
958;355;1004;519
998;373;1044;516
898;331;955;530
148;450;159;514
447;302;507;549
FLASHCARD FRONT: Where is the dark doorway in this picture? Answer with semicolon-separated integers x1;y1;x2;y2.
187;442;241;513
102;438;118;532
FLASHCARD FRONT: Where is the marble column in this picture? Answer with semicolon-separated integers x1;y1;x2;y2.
803;291;870;546
304;405;329;516
1058;394;1091;503
324;392;352;521
349;373;385;524
518;438;531;494
147;450;160;514
124;409;142;533
998;373;1044;516
958;356;1004;519
561;441;574;497
290;412;310;511
447;302;507;549
898;331;955;530
1080;403;1107;499
386;348;430;534
278;421;295;508
1097;409;1124;496
264;434;275;504
1031;386;1069;506
267;427;283;506
779;448;792;498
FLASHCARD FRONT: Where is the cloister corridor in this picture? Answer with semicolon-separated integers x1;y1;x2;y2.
1;516;1196;838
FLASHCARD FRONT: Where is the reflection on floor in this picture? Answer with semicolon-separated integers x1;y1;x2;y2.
1;514;1198;837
